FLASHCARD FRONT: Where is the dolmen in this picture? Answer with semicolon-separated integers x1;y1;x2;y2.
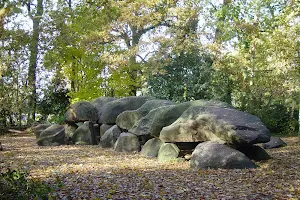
33;96;286;169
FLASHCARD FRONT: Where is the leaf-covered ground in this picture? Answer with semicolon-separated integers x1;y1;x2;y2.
0;133;300;199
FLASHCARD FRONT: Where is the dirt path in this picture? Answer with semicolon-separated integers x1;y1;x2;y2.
1;133;300;199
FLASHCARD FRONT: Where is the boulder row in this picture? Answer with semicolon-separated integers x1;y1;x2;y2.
131;100;229;138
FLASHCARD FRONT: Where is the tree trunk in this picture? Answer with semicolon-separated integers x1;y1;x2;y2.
127;27;141;96
27;0;44;124
298;106;300;134
128;56;138;96
212;0;233;105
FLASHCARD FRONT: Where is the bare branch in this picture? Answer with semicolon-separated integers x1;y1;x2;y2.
136;54;147;63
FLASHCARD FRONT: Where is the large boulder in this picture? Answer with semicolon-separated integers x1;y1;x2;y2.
100;96;153;125
140;138;163;158
113;132;140;152
91;97;117;111
100;125;122;148
157;143;180;162
32;124;52;139
130;100;229;138
116;99;175;130
100;124;113;138
190;141;258;169
65;101;98;124
236;145;271;161
262;137;287;149
91;97;117;123
160;106;270;145
37;124;65;146
72;122;91;145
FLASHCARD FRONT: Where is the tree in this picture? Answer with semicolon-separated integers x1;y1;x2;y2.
37;82;70;123
0;1;30;127
148;49;213;102
207;0;300;133
26;0;44;124
43;0;110;102
73;0;182;96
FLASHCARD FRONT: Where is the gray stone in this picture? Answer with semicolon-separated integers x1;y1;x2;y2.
91;97;117;111
160;106;270;145
32;124;52;139
100;96;153;125
65;101;98;124
262;137;287;149
130;100;229;138
236;145;271;161
37;124;65;146
140;138;163;157
91;97;117;123
114;132;140;152
190;141;258;169
72;122;91;145
116;99;175;130
100;125;122;148
157;143;180;162
100;124;113;138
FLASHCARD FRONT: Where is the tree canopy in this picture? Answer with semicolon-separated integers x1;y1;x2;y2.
0;0;299;134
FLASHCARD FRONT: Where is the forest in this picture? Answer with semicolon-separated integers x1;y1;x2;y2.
1;1;300;199
0;0;299;134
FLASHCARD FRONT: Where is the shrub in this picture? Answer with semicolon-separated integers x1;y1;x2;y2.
0;169;53;200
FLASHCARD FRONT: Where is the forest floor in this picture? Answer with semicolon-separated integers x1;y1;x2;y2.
0;133;300;200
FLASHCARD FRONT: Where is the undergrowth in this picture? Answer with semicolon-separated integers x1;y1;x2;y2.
0;168;53;200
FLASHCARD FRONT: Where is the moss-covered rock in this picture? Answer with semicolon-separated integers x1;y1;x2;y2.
140;138;163;158
160;106;270;145
65;101;98;124
116;99;174;130
37;124;65;146
72;122;91;145
113;132;140;152
100;125;121;148
130;100;229;138
157;143;180;162
100;96;153;125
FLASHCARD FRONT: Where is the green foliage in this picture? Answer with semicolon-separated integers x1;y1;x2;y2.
208;0;300;134
147;50;214;103
251;103;299;135
0;169;53;200
1;0;299;134
0;15;30;127
37;88;70;124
